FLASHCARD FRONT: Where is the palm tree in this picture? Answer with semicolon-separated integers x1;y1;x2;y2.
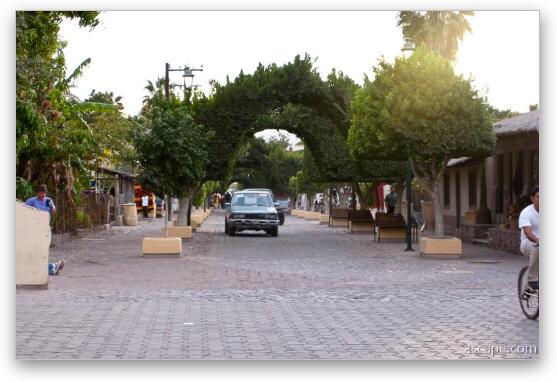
140;78;166;118
397;11;474;61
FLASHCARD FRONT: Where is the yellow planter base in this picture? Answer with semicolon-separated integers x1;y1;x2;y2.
164;226;192;239
419;237;462;259
142;237;182;257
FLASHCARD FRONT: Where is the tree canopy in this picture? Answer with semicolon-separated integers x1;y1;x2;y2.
192;55;355;183
134;101;213;199
349;48;494;163
349;47;494;235
230;136;303;195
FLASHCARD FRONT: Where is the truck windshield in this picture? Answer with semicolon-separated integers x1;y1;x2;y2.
232;193;272;207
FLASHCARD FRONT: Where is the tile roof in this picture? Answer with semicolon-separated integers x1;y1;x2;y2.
493;110;539;136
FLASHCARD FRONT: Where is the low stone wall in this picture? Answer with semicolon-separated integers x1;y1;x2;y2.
443;215;458;236
488;228;521;255
459;223;495;243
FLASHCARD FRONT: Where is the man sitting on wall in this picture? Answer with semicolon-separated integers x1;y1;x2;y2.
25;184;64;275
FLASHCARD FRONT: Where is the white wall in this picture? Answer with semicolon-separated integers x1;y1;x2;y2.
16;201;50;287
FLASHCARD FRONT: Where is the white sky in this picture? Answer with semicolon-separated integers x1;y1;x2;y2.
60;10;539;120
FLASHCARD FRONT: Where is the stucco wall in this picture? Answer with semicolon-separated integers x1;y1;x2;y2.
16;201;49;287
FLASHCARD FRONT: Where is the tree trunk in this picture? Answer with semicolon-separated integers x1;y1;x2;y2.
431;178;445;238
176;196;190;226
306;195;313;211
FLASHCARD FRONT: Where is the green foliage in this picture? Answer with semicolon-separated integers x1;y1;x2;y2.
349;47;495;164
192;55;353;183
288;175;299;195
76;208;92;229
397;11;474;61
134;101;213;198
230;137;303;194
83;90;136;169
356;182;375;209
16;12;100;161
192;181;220;207
293;170;325;196
488;105;520;122
16;177;34;201
16;11;103;187
349;47;494;236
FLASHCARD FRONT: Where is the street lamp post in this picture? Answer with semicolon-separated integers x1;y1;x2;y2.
405;161;414;251
401;40;416;252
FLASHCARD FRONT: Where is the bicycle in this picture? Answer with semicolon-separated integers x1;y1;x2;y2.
517;266;539;320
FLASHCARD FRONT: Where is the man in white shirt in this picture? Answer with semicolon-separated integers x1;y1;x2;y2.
141;194;149;218
518;186;539;296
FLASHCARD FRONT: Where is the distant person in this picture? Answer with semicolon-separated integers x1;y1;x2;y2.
25;184;64;275
141;194;149;218
519;186;539;297
384;187;397;214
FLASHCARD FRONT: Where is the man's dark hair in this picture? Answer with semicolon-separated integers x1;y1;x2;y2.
36;184;47;193
530;185;539;197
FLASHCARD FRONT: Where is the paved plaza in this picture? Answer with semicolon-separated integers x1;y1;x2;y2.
16;209;539;360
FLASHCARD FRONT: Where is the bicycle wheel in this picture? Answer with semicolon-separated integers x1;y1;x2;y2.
518;266;539;320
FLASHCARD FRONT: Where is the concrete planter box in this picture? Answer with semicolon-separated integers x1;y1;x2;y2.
297;210;309;218
191;218;200;227
172;219;198;230
164;226;192;239
304;212;320;220
142;237;182;257
420;237;462;259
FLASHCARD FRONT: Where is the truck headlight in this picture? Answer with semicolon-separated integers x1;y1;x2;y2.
264;214;277;219
233;214;245;219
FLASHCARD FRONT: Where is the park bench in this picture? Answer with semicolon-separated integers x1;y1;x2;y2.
375;213;418;242
348;210;376;239
329;208;349;227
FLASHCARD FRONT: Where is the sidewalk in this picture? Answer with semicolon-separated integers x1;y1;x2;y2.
16;210;538;360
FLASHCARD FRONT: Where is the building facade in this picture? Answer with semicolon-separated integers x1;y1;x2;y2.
441;110;539;253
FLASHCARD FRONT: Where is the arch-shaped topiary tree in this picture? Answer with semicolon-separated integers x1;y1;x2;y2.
193;55;356;185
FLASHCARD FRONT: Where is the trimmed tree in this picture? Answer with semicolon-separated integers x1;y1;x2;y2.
348;48;495;237
134;101;212;227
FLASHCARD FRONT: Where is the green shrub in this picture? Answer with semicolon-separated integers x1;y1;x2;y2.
16;177;33;201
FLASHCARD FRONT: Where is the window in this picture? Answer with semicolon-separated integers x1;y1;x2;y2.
444;173;451;208
468;169;477;207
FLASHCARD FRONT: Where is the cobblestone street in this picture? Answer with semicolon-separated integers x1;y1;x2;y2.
16;209;539;360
